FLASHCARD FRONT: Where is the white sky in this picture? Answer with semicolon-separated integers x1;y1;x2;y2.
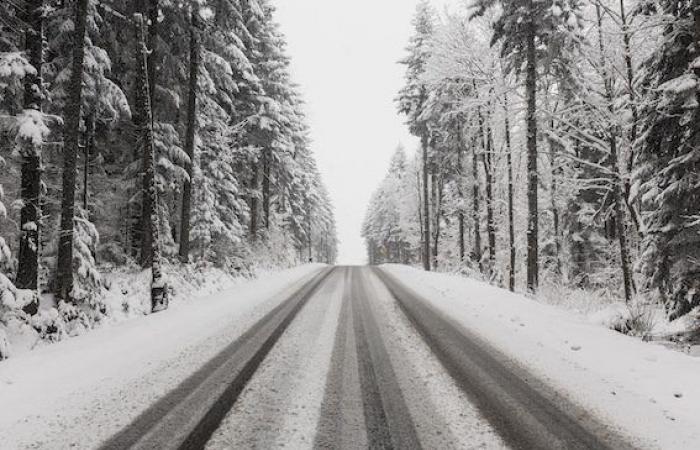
275;0;460;265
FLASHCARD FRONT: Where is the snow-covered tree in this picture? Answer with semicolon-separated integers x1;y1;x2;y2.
472;0;583;291
634;0;700;317
398;1;435;271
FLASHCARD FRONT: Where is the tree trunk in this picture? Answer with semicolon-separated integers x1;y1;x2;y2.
432;163;443;269
471;140;482;271
525;2;539;292
134;13;167;312
596;4;635;303
178;9;200;262
548;109;562;276
147;0;158;112
17;0;44;302
457;131;466;263
619;0;642;234
503;93;516;292
430;161;437;268
421;131;431;271
262;148;271;229
307;205;312;262
56;0;88;302
249;161;260;239
483;110;496;272
83;112;94;213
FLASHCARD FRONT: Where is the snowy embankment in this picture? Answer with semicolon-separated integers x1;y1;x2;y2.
0;264;323;449
383;264;700;449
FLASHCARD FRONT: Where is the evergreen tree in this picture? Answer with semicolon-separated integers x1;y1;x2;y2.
635;0;700;317
398;1;434;271
16;0;44;303
56;0;90;302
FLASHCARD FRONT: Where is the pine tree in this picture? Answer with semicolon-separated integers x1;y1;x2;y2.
133;12;167;312
56;0;89;302
178;6;201;262
16;0;44;306
634;0;700;317
398;1;434;271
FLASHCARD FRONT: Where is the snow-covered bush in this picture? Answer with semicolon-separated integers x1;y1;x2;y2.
71;209;105;309
31;308;65;342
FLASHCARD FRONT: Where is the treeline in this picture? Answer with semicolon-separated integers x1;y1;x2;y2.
363;0;700;319
0;0;337;345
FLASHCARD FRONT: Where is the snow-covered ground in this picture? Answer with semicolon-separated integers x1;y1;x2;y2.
364;269;506;448
383;264;700;449
0;264;323;449
206;268;344;449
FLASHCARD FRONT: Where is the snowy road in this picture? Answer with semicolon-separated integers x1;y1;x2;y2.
7;264;692;449
100;266;634;449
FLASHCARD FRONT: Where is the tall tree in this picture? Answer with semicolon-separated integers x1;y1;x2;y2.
503;92;516;291
178;6;201;262
635;0;700;317
398;2;434;271
133;13;167;311
16;0;44;301
56;0;89;301
594;3;635;302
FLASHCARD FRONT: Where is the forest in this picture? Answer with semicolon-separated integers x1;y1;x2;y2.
0;0;337;358
363;0;700;324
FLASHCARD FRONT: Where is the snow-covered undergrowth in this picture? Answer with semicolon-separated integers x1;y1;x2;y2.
428;263;692;341
536;280;676;338
0;260;291;360
384;265;700;448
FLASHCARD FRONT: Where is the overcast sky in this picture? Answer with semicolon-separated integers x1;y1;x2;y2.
275;0;460;265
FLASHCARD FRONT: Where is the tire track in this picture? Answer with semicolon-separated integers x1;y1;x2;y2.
315;267;421;450
100;267;333;450
373;267;637;450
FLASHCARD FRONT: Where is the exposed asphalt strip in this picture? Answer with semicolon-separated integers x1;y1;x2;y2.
99;267;334;450
315;267;421;450
372;267;639;450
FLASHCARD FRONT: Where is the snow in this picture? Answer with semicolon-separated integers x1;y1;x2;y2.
206;268;343;449
365;270;506;448
0;264;324;449
659;74;697;95
383;265;700;449
14;109;51;146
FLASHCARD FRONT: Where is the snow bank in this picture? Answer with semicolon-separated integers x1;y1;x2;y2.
0;264;323;449
2;261;296;358
383;265;700;449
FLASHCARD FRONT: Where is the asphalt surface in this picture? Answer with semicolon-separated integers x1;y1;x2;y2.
101;266;638;449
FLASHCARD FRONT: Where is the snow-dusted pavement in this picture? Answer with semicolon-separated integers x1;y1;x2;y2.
3;264;700;449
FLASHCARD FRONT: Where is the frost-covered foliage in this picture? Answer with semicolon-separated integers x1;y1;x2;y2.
369;0;700;326
362;146;420;264
71;209;104;307
634;0;700;318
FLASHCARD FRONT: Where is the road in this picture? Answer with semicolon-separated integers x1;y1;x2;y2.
103;266;636;450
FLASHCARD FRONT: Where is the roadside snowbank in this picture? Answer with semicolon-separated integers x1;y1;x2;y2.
383;264;700;449
1;261;293;359
0;264;323;449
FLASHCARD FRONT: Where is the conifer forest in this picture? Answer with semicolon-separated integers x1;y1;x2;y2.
3;1;700;448
1;0;337;354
